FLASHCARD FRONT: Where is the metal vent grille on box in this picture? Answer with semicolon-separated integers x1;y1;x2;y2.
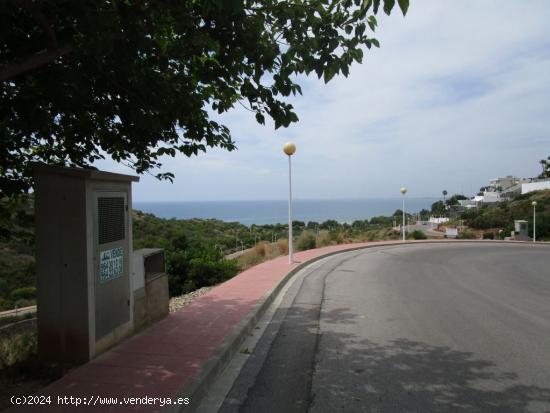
98;197;125;244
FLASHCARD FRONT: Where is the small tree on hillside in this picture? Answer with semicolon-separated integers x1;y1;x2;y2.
539;156;550;179
431;201;446;217
446;194;468;206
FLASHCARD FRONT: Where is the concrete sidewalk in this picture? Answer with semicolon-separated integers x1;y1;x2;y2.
10;240;532;412
0;305;36;319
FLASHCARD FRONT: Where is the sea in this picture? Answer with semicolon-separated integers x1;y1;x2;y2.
133;198;439;226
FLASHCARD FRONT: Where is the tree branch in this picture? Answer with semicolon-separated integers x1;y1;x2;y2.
20;0;59;49
0;44;73;81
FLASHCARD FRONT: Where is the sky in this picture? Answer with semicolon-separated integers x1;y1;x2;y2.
97;0;550;202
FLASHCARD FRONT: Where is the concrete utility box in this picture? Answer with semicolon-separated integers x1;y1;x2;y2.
33;164;139;364
132;249;169;332
514;220;529;241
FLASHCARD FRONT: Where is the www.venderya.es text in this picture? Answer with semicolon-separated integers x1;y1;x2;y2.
11;395;190;407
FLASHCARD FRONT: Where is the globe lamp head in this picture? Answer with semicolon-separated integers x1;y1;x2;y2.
283;142;296;156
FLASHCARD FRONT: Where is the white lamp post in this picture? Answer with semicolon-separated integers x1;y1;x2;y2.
532;200;537;242
284;142;296;263
400;187;407;241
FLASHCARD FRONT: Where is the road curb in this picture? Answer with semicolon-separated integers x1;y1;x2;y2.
170;252;312;412
171;239;549;412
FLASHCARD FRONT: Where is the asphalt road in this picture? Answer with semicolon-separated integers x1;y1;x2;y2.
218;243;550;413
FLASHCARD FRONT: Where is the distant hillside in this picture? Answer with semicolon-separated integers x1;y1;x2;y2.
132;210;284;252
462;190;550;239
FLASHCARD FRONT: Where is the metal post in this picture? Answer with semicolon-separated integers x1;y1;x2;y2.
288;154;293;264
402;196;406;241
533;205;537;242
400;187;407;241
283;142;296;264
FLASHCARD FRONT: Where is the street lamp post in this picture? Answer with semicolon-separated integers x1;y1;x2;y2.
284;142;296;264
532;201;537;242
400;187;407;241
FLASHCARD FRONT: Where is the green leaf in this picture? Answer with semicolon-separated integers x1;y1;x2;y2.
341;62;350;77
398;0;409;16
354;48;364;63
383;0;395;15
323;65;336;83
367;16;378;31
255;112;265;125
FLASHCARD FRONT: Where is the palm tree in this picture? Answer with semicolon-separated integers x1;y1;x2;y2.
442;190;448;205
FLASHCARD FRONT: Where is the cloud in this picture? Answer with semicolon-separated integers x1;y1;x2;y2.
98;0;550;201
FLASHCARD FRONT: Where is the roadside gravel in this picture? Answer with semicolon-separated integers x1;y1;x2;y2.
169;286;216;313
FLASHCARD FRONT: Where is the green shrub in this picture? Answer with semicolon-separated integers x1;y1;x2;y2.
0;330;37;368
9;286;36;302
483;232;494;239
471;209;509;229
531;212;550;240
457;230;477;239
366;230;378;241
166;250;190;297
183;257;238;293
330;231;346;244
369;216;392;227
410;230;427;240
296;230;316;251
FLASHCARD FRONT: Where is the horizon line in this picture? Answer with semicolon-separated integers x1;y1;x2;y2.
133;196;453;203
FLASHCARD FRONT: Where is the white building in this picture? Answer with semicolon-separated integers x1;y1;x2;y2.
481;191;501;203
458;199;477;209
501;179;550;197
487;176;523;192
429;217;450;224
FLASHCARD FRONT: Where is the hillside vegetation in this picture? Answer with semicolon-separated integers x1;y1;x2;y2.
462;190;550;239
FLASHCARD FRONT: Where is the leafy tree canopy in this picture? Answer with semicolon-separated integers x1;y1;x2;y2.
446;193;467;206
539;156;550;179
392;208;403;216
431;200;446;217
1;0;408;199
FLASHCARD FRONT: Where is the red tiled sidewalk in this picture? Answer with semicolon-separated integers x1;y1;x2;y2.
9;240;526;412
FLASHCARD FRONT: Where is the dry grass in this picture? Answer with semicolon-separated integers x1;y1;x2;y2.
315;230;332;248
236;227;404;271
238;240;286;270
277;238;288;255
255;241;275;257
